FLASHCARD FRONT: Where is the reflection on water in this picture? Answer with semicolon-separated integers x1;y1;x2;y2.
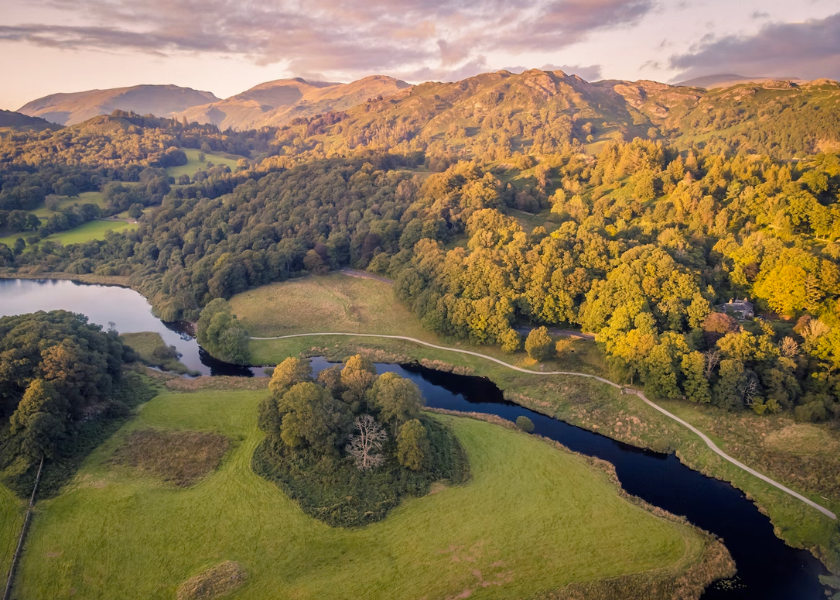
0;279;264;377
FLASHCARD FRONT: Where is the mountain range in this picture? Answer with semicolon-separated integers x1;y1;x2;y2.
11;70;840;160
17;72;823;132
174;76;411;130
676;74;805;89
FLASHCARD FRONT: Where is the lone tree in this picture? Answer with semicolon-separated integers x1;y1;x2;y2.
346;415;387;470
525;327;554;362
515;416;535;433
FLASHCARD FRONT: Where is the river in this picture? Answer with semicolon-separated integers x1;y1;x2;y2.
0;278;832;598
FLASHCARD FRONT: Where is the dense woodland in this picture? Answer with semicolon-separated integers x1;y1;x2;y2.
2;73;840;425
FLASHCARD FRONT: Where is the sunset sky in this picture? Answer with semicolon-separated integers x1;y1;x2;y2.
2;0;839;110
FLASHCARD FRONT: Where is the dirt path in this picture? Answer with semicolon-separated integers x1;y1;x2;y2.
339;268;393;284
250;331;837;520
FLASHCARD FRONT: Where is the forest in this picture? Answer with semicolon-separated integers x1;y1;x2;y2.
2;73;840;426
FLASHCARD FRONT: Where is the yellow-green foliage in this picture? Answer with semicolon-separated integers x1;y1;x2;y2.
14;389;717;599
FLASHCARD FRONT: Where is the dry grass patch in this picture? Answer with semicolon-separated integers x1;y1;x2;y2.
763;423;840;455
110;429;230;487
177;561;247;600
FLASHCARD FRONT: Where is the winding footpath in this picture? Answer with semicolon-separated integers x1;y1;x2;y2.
252;331;837;520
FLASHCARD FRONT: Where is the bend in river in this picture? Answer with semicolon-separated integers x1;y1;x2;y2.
0;278;831;599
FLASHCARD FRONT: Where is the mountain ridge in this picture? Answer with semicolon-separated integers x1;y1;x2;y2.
173;75;411;130
18;84;220;126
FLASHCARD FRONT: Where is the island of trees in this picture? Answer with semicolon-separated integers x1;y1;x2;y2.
253;355;468;526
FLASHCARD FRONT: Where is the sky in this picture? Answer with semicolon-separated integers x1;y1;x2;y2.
1;0;839;110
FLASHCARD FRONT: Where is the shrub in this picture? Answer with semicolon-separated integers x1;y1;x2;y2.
525;327;554;362
516;416;535;433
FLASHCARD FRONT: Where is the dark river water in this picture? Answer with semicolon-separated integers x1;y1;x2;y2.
0;279;833;598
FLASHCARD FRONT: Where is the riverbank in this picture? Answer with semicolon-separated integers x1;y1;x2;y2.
13;386;730;599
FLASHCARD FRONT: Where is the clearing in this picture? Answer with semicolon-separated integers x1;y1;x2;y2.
166;148;243;180
231;273;604;374
0;219;137;248
13;388;725;599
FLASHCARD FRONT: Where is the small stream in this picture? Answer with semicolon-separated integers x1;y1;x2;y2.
0;278;833;598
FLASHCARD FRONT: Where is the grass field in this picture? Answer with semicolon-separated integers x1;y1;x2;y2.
0;220;137;248
0;482;26;584
232;274;840;573
229;273;435;340
166;148;242;180
14;389;723;599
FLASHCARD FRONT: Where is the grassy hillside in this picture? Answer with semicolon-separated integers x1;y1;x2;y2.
14;388;727;599
230;273;431;340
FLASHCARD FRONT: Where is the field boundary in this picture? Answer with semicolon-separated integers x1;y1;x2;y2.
3;457;43;600
251;331;837;520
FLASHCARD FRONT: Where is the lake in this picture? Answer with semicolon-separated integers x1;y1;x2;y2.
0;278;832;598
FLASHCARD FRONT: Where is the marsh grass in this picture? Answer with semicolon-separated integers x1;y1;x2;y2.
177;561;247;600
110;429;230;487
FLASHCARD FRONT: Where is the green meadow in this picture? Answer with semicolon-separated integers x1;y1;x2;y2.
13;388;720;599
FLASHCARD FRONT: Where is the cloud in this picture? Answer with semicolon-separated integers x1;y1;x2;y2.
540;63;602;81
0;0;653;81
669;12;840;81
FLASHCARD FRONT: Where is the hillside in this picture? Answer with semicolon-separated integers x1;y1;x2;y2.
174;75;410;130
272;69;840;160
18;85;220;126
0;109;57;132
